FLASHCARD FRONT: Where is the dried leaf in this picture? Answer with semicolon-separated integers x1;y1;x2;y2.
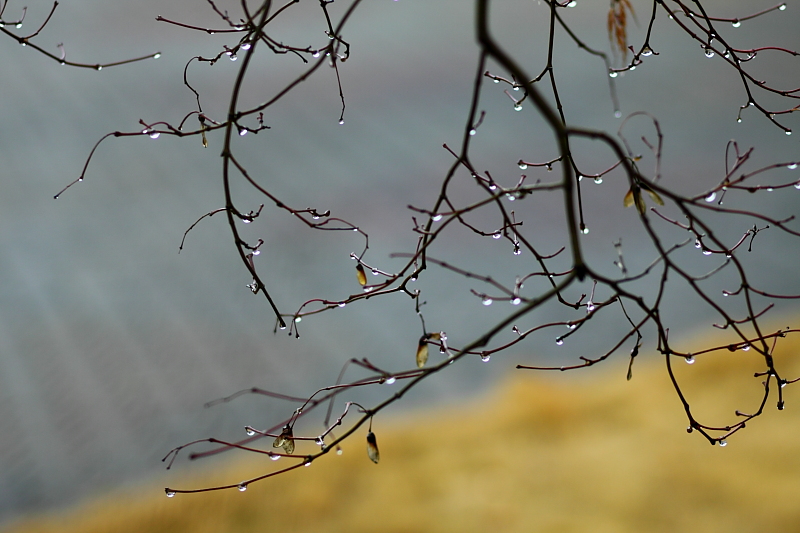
624;182;663;215
416;332;442;368
645;186;664;206
355;264;367;286
608;0;636;59
416;340;429;368
366;431;380;464
273;425;295;454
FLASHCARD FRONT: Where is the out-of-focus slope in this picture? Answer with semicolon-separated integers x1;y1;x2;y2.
7;323;800;533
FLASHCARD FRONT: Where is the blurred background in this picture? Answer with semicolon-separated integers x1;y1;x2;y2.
1;0;798;529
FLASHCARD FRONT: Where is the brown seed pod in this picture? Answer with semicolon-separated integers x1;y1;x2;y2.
355;263;367;286
272;425;295;454
366;431;380;464
416;332;442;368
416;339;429;368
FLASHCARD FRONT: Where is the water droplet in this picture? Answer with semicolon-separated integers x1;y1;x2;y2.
767;187;774;192
794;181;800;189
685;355;695;364
581;227;590;235
166;490;176;498
719;440;728;447
594;177;603;184
788;163;798;170
241;43;251;50
513;104;523;111
493;78;500;83
731;20;741;27
641;46;653;56
512;86;520;92
567;323;577;330
614;110;622;118
237;483;247;492
229;54;238;61
511;297;521;305
239;128;247;136
270;454;281;461
15;22;22;29
371;268;379;276
506;194;516;202
245;427;256;436
154;52;162;59
741;344;750;351
702;249;712;256
705;192;716;202
518;162;528;170
695;239;702;249
488;184;497;190
556;338;564;346
338;119;345;125
586;301;596;312
336;447;343;456
609;71;618;78
786;129;792;136
567;0;577;7
432;214;443;222
385;376;396;385
492;232;501;239
482;297;493;306
313;51;320;58
149;131;160;139
704;48;715;58
315;437;324;446
513;248;522;256
686;426;693;433
779;3;786;10
737;118;742;123
469;129;477;136
294;316;302;323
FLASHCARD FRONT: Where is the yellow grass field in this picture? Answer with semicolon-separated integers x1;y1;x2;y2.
7;326;800;533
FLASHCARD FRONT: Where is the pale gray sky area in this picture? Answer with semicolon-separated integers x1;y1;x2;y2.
0;0;798;524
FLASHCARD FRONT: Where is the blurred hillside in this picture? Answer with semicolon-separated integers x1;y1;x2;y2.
2;0;798;525
7;324;800;533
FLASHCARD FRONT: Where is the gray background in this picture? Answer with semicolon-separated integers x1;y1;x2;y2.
1;0;798;524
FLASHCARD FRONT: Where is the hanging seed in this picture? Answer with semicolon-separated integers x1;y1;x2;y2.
415;332;442;368
366;431;380;464
355;264;367;286
416;338;429;368
273;425;295;454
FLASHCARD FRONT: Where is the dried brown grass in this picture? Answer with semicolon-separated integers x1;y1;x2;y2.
8;324;800;533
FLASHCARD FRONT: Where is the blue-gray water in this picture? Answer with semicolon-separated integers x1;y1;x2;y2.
1;0;798;523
